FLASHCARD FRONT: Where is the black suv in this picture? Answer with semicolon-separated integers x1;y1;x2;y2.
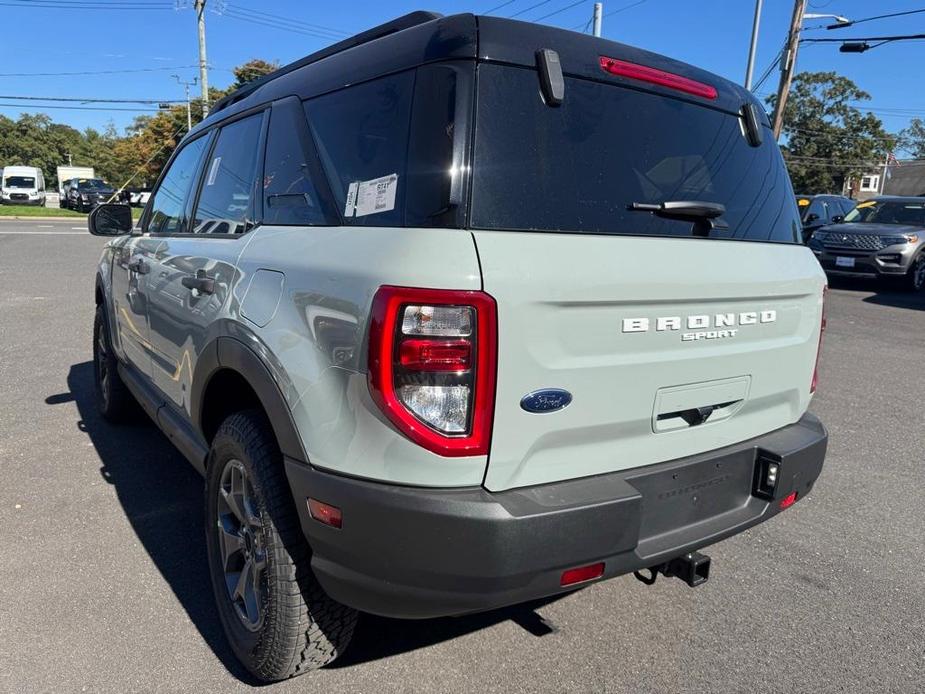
796;194;855;242
62;178;115;212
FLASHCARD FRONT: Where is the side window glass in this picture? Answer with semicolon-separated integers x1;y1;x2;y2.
192;113;264;235
806;198;826;223
304;71;414;227
146;136;208;234
263;105;329;226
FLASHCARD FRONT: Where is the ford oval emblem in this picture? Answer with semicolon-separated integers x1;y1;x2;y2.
520;389;572;414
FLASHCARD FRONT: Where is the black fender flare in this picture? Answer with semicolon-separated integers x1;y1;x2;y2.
191;335;309;465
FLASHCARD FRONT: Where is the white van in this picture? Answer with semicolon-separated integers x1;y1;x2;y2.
1;166;46;206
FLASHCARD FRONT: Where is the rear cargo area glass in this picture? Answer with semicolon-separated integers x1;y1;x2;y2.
470;64;800;243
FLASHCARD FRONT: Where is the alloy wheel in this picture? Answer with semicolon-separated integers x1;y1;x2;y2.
914;256;925;291
216;459;268;632
95;320;110;409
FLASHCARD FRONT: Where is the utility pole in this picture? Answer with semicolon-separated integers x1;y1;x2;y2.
66;152;72;166
172;75;198;131
195;0;210;118
771;0;806;140
592;3;603;37
744;0;763;90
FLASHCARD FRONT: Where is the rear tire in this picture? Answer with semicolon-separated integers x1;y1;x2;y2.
205;410;357;682
93;304;137;423
905;254;925;292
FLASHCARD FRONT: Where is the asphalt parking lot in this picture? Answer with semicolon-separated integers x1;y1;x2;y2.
1;218;923;693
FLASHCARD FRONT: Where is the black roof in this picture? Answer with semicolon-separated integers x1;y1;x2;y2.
191;11;760;137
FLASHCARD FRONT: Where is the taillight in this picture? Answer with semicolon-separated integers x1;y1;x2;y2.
599;56;718;100
810;285;827;394
368;286;497;457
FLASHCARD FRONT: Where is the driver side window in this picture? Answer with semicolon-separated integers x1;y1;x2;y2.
145;136;209;235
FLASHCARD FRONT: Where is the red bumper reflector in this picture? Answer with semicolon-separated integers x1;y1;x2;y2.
307;498;342;529
599;56;718;100
398;338;472;371
779;492;798;510
560;562;605;586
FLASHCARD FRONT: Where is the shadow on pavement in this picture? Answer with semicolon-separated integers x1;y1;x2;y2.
827;276;925;311
51;361;564;683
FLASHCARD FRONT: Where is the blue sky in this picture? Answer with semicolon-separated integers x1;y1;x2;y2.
1;0;922;140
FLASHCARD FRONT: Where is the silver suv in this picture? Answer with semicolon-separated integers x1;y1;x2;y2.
88;12;828;682
809;196;925;290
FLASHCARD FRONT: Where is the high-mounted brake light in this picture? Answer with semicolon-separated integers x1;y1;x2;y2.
368;286;497;457
599;56;718;100
810;285;827;394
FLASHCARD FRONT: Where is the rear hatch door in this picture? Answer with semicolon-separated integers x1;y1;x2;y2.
469;61;825;492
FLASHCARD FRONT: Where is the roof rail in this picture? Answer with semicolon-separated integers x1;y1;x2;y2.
209;11;443;115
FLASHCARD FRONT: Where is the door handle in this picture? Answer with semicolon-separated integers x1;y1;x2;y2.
127;258;149;274
181;270;215;295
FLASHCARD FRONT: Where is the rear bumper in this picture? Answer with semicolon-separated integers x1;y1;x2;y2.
285;413;827;619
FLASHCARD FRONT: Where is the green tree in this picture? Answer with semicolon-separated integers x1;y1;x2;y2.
898;118;925;159
0;59;277;191
231;59;279;89
766;71;896;194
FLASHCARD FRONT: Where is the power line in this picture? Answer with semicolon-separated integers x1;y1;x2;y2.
604;0;647;19
483;0;519;13
0;1;171;9
508;0;555;19
218;8;343;41
535;0;588;23
570;0;646;29
751;48;783;93
0;64;202;77
801;33;925;43
827;7;925;30
0;95;183;104
222;3;347;38
0;102;161;112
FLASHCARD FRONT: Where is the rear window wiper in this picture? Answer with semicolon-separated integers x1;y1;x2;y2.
628;200;729;237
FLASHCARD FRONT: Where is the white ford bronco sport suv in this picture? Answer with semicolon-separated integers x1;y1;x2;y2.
88;11;828;682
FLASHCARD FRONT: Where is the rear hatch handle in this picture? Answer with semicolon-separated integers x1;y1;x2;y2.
628;200;729;237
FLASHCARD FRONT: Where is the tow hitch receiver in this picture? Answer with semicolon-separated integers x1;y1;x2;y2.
634;551;711;588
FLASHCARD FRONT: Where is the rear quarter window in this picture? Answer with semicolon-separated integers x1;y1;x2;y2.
304;72;414;227
470;64;800;243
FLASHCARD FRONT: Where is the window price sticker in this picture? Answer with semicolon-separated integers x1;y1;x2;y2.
344;174;398;218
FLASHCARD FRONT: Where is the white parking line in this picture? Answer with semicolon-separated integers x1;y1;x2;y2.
0;230;85;235
37;225;54;228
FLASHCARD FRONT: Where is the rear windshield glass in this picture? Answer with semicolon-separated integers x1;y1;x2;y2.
471;64;800;243
4;176;35;188
843;200;925;226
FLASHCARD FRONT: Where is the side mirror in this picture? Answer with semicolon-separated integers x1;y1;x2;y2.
831;215;844;224
88;203;134;236
804;212;819;224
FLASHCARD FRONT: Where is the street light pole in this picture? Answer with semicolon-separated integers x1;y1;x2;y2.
195;0;210;118
592;3;603;37
744;0;763;90
172;75;198;131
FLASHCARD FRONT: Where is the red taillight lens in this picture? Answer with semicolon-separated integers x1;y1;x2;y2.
399;339;471;372
368;286;497;457
810;285;827;394
779;491;798;510
307;498;342;528
599;56;718;100
561;562;605;587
